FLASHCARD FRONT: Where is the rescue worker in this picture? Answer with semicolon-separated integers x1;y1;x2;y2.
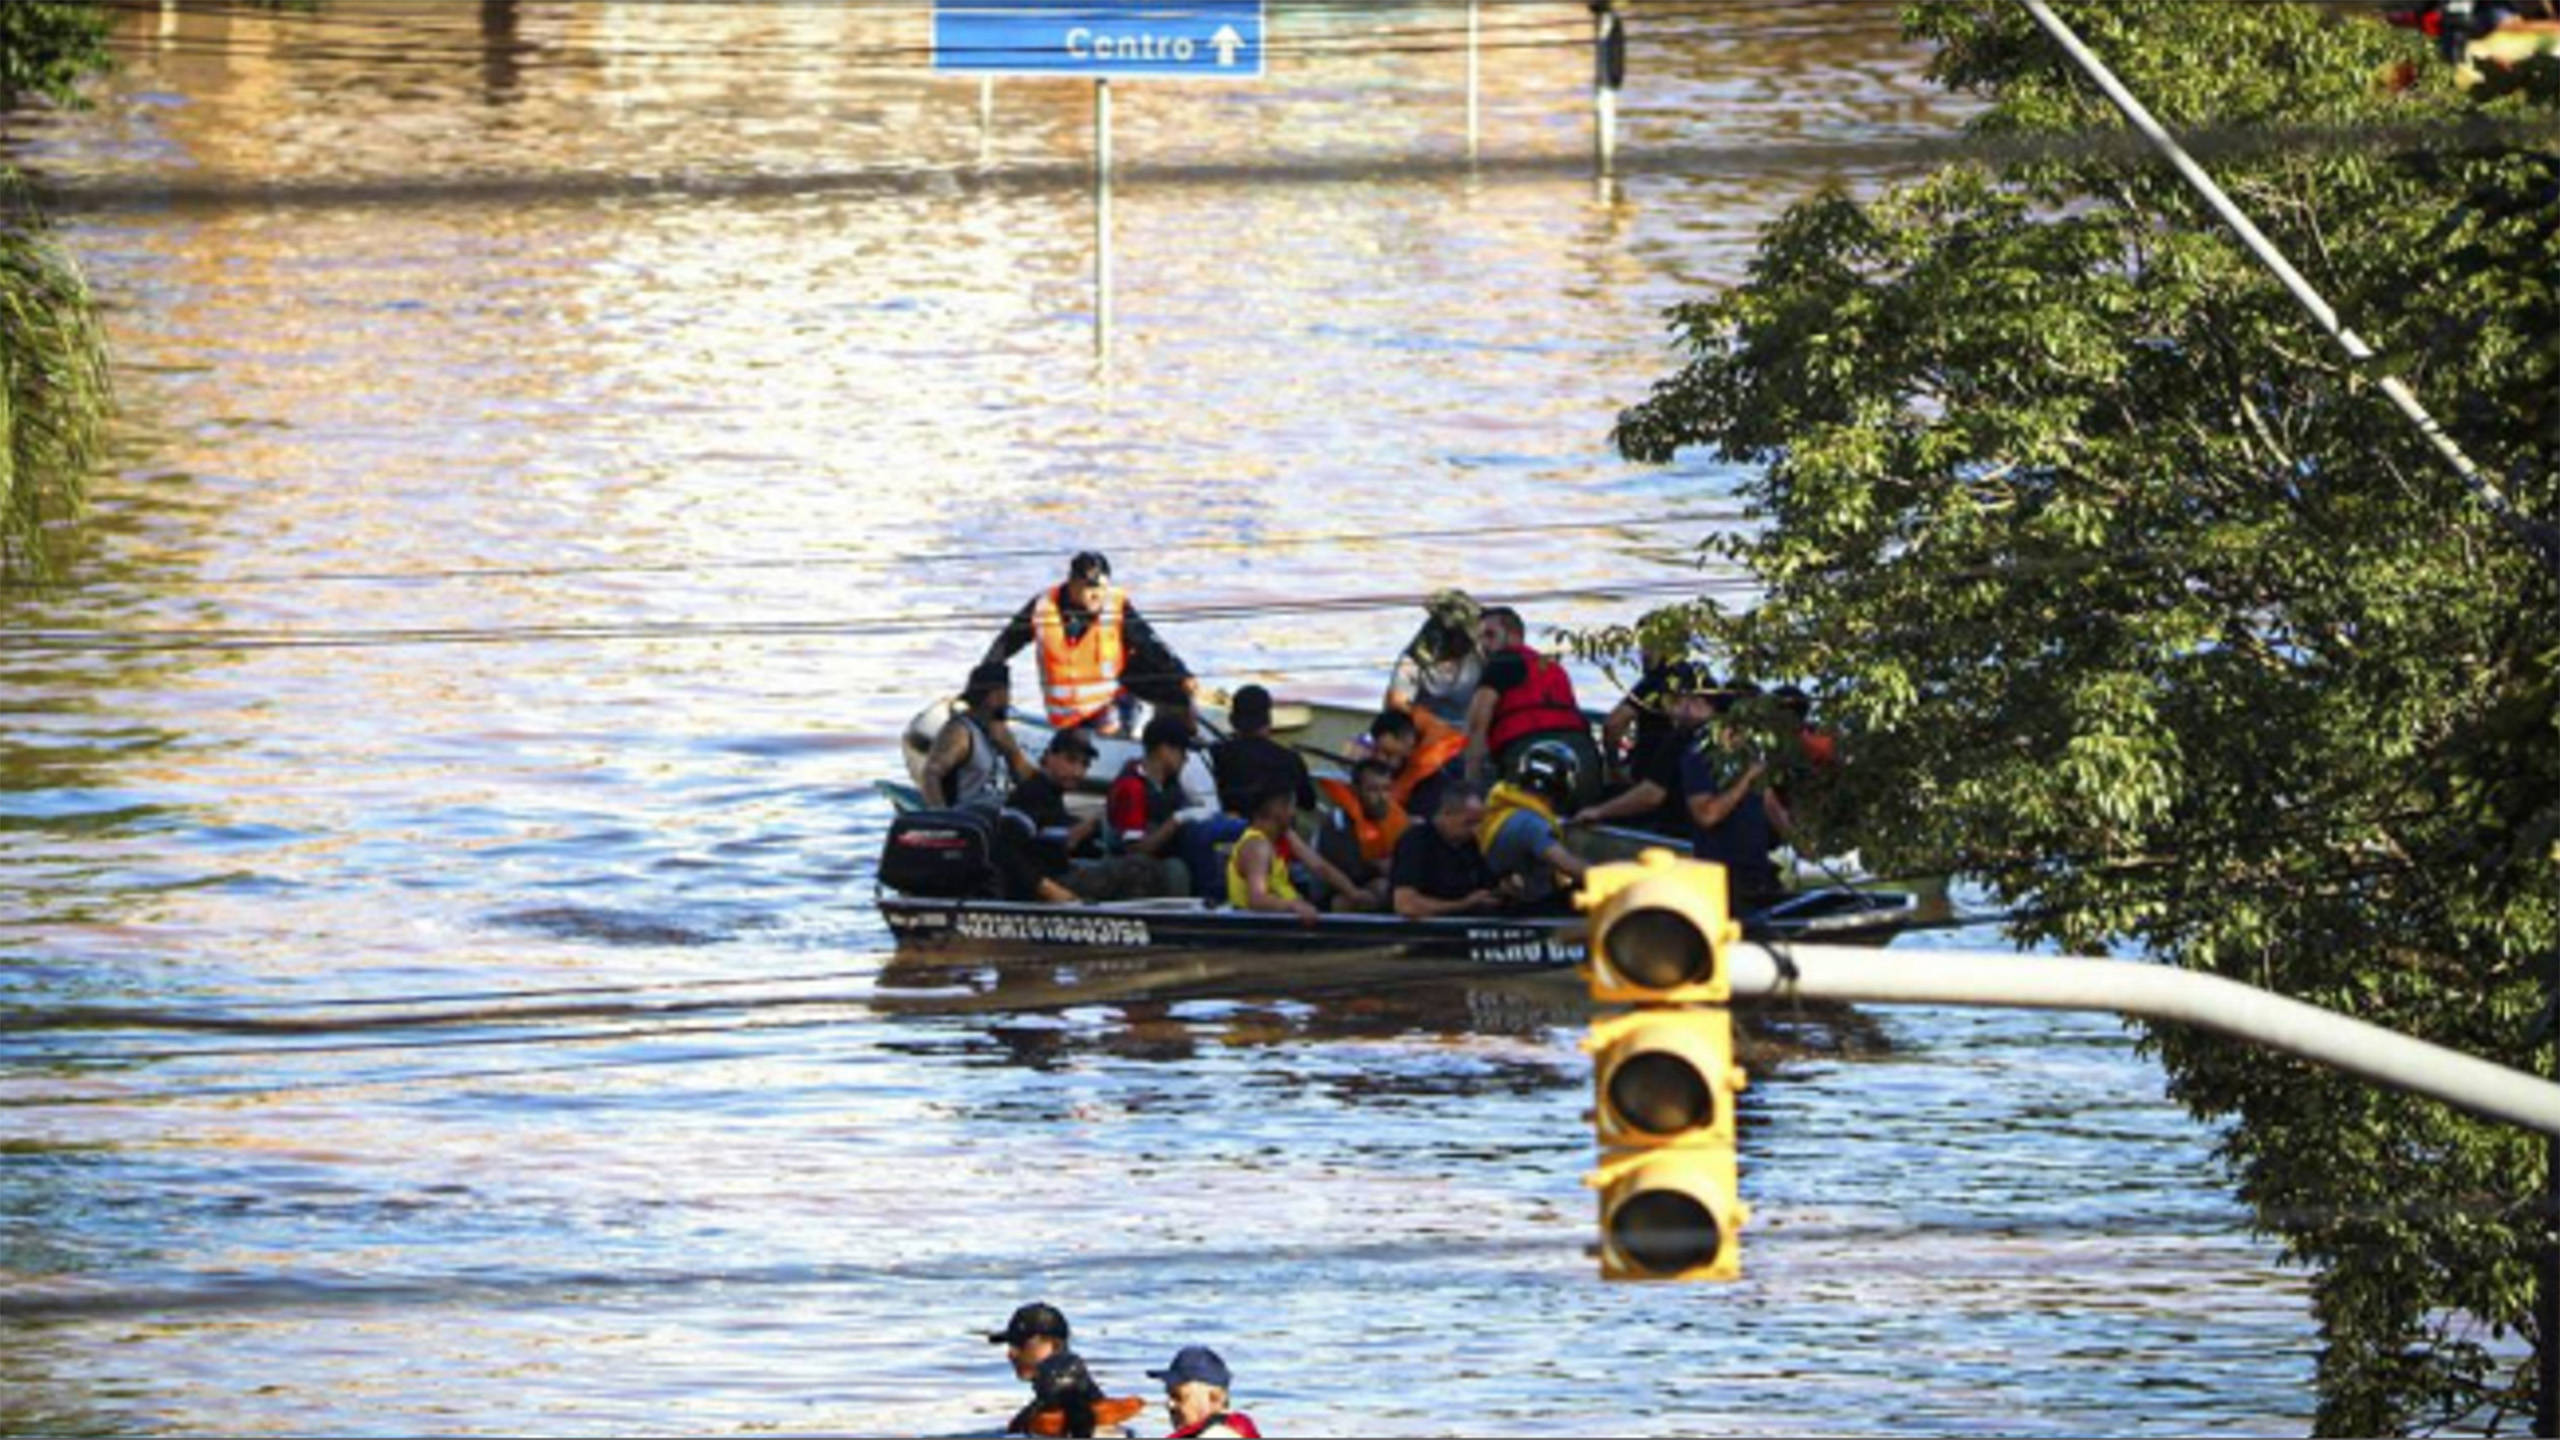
1462;605;1600;808
1148;1345;1263;1440
1478;746;1591;914
1598;642;1698;790
983;551;1197;735
1683;688;1795;916
1571;661;1718;838
1312;757;1403;912
920;661;1036;810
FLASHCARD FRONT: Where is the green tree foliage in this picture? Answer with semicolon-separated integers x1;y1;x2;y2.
0;3;111;574
0;2;108;113
1612;2;2559;1431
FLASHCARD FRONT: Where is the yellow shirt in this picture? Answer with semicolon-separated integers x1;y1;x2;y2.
1225;823;1300;909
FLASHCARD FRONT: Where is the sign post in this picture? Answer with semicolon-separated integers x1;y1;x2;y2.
933;1;1268;360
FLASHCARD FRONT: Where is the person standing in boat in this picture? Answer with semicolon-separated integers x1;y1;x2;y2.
1682;688;1794;916
983;551;1197;736
1382;587;1484;725
1147;1346;1263;1440
1462;605;1600;808
1571;661;1719;839
920;661;1036;810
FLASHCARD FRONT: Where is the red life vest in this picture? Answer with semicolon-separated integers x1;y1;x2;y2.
1031;583;1126;728
1486;646;1585;754
1169;1412;1263;1440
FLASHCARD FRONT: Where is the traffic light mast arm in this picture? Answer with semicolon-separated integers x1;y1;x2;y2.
1734;942;2560;1138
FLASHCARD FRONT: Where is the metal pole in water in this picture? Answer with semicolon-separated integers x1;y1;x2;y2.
979;76;994;166
1591;1;1624;176
1095;77;1113;363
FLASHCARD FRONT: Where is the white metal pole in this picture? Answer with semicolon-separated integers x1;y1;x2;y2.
1594;5;1618;174
2015;0;2548;571
1095;77;1113;362
1733;942;2560;1137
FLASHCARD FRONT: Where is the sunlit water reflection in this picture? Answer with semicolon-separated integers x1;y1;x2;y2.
3;3;2312;1434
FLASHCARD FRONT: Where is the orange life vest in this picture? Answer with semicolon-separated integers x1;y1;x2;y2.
1021;1396;1149;1437
1315;775;1411;864
1031;583;1126;728
1390;708;1470;810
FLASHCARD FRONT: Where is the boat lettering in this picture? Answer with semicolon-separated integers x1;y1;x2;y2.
953;911;1152;947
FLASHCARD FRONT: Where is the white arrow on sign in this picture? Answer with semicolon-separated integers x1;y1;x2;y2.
1211;23;1243;66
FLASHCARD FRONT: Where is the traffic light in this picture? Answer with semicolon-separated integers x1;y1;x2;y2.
1579;849;1750;1281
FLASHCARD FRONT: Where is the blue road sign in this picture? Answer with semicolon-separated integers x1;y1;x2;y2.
933;1;1265;79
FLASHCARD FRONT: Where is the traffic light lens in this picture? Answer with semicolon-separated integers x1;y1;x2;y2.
1608;1052;1714;1137
1610;1190;1722;1275
1609;908;1713;989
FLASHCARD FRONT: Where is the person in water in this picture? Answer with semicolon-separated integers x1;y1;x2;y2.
1148;1345;1262;1439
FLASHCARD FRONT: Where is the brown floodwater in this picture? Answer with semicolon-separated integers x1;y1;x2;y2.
1;3;2314;1434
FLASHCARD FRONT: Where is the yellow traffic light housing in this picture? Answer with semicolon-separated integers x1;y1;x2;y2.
1584;1008;1745;1149
1590;1147;1748;1282
1578;849;1741;1004
1579;847;1748;1282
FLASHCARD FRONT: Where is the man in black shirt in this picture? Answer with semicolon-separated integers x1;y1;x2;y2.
1208;684;1317;817
1390;782;1505;919
1570;662;1717;839
982;550;1196;735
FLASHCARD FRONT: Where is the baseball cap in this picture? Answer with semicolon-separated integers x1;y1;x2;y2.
1658;660;1718;698
987;1302;1071;1346
1068;551;1112;584
1146;1345;1233;1391
1046;727;1100;762
964;662;1011;702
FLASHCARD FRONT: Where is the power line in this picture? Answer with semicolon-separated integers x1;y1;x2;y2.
0;508;1743;592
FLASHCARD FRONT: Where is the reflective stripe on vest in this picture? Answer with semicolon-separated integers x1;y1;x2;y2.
1032;583;1126;728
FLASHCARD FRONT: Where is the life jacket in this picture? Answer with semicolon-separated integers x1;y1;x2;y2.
1031;583;1126;728
1478;780;1561;858
1485;646;1585;755
1225;822;1301;909
1388;709;1470;811
1019;1395;1149;1438
1314;775;1410;864
1169;1412;1263;1440
1108;759;1187;842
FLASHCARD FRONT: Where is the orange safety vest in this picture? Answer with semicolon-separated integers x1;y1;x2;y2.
1315;775;1411;865
1390;709;1471;810
1031;583;1127;728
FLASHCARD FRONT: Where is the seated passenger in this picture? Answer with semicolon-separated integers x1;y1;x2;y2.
1599;643;1698;791
1478;748;1591;914
1383;588;1485;726
1103;714;1200;897
1463;605;1600;807
921;662;1036;810
1227;787;1322;922
1572;662;1719;838
1006;728;1171;903
1389;782;1505;919
1313;758;1404;913
1208;684;1316;817
1355;707;1468;818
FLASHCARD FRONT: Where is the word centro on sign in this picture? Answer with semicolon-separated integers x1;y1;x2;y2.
1066;26;1219;64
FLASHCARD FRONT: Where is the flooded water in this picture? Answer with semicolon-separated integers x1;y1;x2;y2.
1;2;2317;1434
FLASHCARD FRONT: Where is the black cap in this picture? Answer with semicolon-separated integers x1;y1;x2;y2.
1230;685;1273;731
1659;660;1718;698
1068;551;1111;584
964;662;1011;702
1047;727;1099;761
1141;715;1195;753
988;1302;1071;1346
